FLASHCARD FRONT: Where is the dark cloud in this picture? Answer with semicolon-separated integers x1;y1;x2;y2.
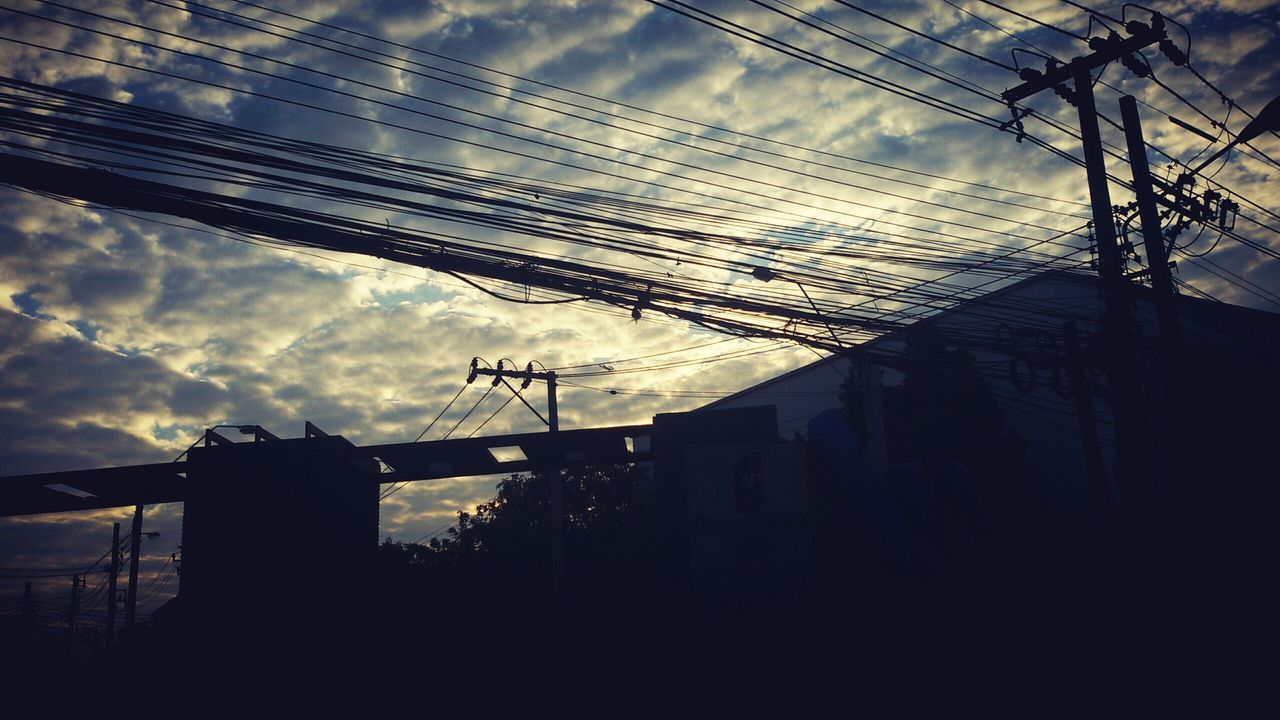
68;266;154;313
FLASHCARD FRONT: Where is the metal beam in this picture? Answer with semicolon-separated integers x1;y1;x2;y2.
363;424;651;482
0;424;652;516
0;463;189;516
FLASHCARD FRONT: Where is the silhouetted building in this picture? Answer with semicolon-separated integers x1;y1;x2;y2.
179;430;380;643
653;406;812;611
702;269;1280;532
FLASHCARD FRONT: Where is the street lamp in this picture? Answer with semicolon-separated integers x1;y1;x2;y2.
1190;93;1280;175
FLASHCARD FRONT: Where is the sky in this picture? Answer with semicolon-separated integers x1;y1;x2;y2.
1;0;1277;619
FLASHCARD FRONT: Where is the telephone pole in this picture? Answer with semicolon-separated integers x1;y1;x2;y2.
467;359;564;619
124;504;143;636
68;573;82;653
1119;95;1179;343
1002;15;1172;504
107;522;121;647
21;582;32;649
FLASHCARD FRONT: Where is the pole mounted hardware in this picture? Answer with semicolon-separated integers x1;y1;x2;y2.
1002;14;1168;104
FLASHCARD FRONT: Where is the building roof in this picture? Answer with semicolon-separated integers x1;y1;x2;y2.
701;268;1280;412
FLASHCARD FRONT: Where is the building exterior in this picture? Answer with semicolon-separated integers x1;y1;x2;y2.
701;269;1280;529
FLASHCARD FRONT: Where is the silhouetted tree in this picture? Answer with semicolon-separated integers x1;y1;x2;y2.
376;463;656;624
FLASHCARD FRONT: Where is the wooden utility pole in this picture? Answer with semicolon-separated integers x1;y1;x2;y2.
1071;64;1148;500
1063;321;1111;518
22;581;32;649
546;370;563;619
1002;20;1170;504
107;522;120;646
68;573;81;652
1119;95;1179;343
124;504;143;636
467;361;564;620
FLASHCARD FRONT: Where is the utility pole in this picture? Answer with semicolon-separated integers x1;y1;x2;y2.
107;521;120;647
1073;63;1149;501
1063;321;1111;519
1119;95;1185;517
1119;95;1179;343
545;370;563;621
68;573;81;653
1002;16;1171;504
22;581;32;649
467;360;564;620
124;504;143;636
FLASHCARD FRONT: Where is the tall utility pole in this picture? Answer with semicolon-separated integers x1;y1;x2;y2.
68;573;81;652
107;522;121;647
467;360;563;619
124;504;143;635
1119;95;1180;343
1073;63;1148;502
1119;95;1183;515
1002;17;1171;504
1063;321;1111;519
21;582;32;649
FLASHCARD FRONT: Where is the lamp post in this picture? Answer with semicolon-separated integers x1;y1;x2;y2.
1189;94;1280;175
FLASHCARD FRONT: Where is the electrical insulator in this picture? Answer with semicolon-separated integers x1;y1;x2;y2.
1018;67;1043;83
1220;199;1239;230
631;306;642;321
1159;38;1187;66
1202;189;1221;221
1052;84;1078;106
1125;20;1150;36
1088;31;1121;53
1120;53;1150;78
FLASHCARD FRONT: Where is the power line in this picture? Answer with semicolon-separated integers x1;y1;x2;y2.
0;0;1267;358
414;383;469;443
151;0;1091;218
206;0;1089;209
15;1;1089;244
644;0;1009;127
1056;0;1122;25
0;26;1085;270
831;0;1019;69
0;77;1100;345
465;393;518;438
975;0;1088;41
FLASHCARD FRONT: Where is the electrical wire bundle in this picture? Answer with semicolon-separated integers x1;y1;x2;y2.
0;1;1274;362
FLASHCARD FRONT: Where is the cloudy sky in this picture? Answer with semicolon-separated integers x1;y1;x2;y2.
1;0;1277;616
